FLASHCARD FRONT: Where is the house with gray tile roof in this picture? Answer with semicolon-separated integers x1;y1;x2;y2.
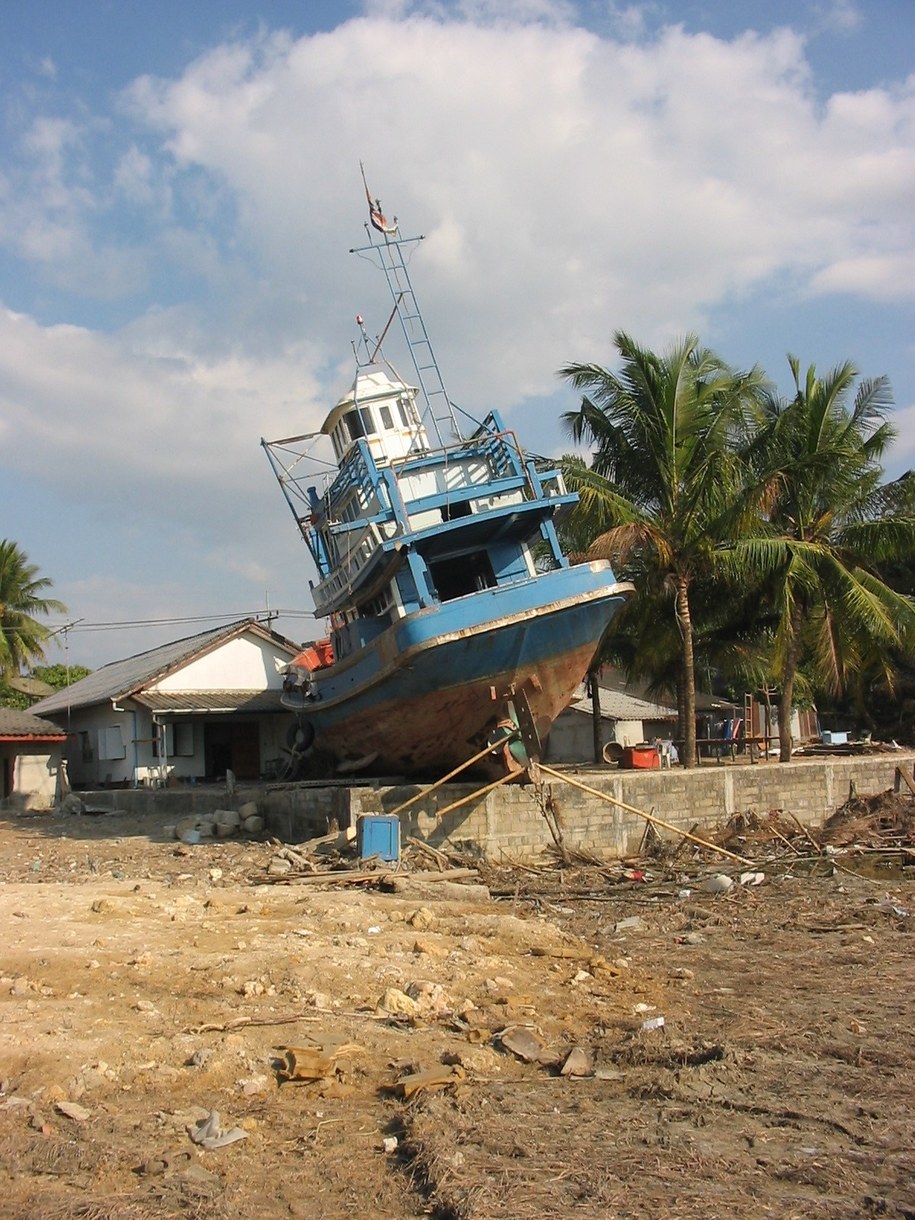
30;619;303;789
545;680;679;764
0;708;68;810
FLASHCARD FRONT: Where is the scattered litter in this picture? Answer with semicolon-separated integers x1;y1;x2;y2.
701;874;734;894
498;1025;546;1063
739;871;766;886
382;1136;399;1153
276;1042;361;1084
559;1046;593;1077
394;1063;465;1098
874;897;910;917
187;1109;248;1149
640;1016;666;1032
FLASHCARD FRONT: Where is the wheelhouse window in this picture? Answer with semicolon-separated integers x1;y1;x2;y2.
428;551;497;601
343;407;377;443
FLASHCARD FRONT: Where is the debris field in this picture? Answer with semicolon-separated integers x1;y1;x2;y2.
0;786;913;1219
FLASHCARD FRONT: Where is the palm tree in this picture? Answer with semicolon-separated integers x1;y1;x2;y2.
560;332;765;767
733;356;915;761
0;541;67;678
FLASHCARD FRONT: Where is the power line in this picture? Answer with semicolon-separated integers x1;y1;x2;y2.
41;610;317;633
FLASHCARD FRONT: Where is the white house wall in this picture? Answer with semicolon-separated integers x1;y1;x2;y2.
61;704;137;788
6;746;62;810
152;635;288;692
609;719;645;748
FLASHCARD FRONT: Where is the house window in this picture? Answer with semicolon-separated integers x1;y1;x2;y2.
174;722;194;757
98;726;126;760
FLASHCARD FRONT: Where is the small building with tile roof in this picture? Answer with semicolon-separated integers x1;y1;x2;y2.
545;680;680;764
0;707;68;810
30;619;302;789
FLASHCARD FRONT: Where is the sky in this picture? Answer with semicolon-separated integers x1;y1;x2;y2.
1;0;914;670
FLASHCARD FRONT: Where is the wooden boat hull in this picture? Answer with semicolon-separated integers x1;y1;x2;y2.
283;563;632;777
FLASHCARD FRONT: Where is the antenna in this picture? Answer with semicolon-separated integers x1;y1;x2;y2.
353;171;463;445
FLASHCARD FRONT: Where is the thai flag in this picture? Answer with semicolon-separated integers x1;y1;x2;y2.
365;187;395;234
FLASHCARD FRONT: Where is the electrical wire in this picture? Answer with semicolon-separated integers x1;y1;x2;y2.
39;609;317;633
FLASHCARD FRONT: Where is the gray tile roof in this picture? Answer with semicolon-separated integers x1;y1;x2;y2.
30;619;300;717
565;683;678;722
0;708;68;738
138;690;287;713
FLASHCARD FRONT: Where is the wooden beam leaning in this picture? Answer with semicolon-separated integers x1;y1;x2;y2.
537;763;755;867
386;734;517;818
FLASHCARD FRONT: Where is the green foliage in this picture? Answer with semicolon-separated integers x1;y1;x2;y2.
559;341;915;756
560;332;767;764
0;540;67;679
0;682;30;711
32;663;92;690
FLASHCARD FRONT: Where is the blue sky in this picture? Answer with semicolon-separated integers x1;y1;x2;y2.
2;0;913;668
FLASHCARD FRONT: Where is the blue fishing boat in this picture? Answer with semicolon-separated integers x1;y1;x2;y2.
262;184;632;778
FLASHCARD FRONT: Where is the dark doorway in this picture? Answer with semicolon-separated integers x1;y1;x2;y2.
204;721;261;780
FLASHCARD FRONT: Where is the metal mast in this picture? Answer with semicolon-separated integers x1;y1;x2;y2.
352;174;463;445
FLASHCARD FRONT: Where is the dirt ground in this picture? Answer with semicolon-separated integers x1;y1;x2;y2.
1;794;913;1220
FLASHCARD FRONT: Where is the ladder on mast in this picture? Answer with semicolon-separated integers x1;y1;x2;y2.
352;229;463;446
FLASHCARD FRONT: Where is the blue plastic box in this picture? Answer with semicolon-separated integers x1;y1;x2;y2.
357;814;400;862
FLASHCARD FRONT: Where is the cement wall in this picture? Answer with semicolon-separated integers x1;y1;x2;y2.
261;753;915;861
70;753;915;862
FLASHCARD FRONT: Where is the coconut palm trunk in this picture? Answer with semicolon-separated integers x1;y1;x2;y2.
775;602;806;761
588;667;603;763
675;574;698;765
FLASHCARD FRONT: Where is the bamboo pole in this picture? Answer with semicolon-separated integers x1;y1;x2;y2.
385;733;517;817
537;763;755;867
768;822;805;856
432;769;518;821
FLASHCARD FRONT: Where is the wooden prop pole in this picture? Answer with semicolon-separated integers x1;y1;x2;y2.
537;763;755;867
386;735;517;818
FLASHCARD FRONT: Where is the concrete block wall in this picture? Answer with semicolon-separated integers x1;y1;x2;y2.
68;753;915;863
269;753;915;862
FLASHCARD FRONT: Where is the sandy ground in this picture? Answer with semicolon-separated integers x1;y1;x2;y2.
0;800;913;1219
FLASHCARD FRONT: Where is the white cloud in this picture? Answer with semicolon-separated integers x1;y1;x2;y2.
814;0;862;35
5;14;913;429
1;9;913;660
0;307;325;529
113;18;913;391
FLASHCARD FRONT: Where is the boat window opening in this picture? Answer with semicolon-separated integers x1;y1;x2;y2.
442;499;472;522
344;410;366;442
398;395;422;427
428;551;497;601
360;591;393;619
359;406;377;435
330;426;349;462
379;404;394;429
